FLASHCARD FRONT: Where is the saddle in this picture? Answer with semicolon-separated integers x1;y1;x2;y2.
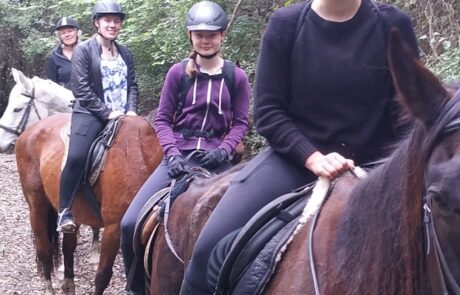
208;183;316;295
60;117;123;216
129;167;213;291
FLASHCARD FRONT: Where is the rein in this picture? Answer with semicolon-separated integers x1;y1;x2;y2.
308;179;337;295
0;83;42;136
308;168;367;295
163;151;213;264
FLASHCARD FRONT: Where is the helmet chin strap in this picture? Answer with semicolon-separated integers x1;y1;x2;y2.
97;31;116;57
194;50;220;59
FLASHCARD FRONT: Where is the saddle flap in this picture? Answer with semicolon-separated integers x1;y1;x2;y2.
212;184;314;293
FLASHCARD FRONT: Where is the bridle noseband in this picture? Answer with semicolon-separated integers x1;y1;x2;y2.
0;82;42;136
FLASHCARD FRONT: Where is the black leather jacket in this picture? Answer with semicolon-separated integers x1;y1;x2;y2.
70;37;138;121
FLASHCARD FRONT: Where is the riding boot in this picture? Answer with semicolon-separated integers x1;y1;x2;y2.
179;279;211;295
57;208;76;233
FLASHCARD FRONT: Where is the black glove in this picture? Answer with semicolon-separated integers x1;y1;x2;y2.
167;155;186;178
199;148;228;169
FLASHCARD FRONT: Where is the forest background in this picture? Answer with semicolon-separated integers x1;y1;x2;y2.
0;0;459;156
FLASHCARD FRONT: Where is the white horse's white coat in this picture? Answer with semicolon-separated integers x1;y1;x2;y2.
0;68;74;153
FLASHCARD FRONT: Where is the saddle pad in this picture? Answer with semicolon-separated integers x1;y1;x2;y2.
59;118;122;186
133;187;170;257
213;184;314;293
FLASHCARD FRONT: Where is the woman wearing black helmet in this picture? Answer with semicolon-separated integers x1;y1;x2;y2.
46;17;80;89
57;0;138;233
120;1;249;294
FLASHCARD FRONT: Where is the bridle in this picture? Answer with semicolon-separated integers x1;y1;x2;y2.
423;115;460;295
423;189;460;295
0;82;42;136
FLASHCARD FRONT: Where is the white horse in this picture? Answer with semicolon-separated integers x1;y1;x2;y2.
0;68;73;153
0;68;102;278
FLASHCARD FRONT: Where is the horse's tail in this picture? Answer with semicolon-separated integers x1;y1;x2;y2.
47;207;60;269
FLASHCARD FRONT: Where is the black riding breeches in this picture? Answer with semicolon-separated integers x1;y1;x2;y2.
182;147;317;293
59;112;105;211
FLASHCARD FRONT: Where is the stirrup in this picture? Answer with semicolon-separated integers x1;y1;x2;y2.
57;208;76;233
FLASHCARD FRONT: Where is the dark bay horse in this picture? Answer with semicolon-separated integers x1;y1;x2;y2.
15;113;163;294
264;30;460;294
149;30;460;294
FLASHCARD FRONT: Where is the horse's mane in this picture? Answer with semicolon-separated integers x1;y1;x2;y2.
328;89;460;294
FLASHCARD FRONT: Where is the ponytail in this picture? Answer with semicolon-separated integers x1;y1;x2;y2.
185;51;199;77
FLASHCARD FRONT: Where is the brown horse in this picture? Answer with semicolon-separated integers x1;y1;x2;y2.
15;113;163;294
264;30;460;294
147;164;245;295
149;30;460;294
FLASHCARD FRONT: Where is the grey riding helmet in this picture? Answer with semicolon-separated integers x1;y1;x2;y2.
92;0;126;21
55;17;80;31
186;1;228;31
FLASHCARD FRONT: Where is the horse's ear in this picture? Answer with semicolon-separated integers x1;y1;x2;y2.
11;68;33;93
388;28;448;127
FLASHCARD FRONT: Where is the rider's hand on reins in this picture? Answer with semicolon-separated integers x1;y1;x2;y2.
305;151;355;179
167;155;187;178
197;148;228;169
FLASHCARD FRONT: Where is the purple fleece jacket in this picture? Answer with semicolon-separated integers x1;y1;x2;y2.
154;61;250;157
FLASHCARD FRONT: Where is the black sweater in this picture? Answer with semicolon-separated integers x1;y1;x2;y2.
254;0;419;166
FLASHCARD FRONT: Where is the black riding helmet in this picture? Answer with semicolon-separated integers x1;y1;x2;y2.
55;17;80;31
92;0;126;21
186;1;228;32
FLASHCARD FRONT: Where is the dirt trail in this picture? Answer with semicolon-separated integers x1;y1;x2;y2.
0;153;126;294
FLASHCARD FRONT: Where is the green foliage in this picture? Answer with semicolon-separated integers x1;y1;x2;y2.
1;0;460;156
426;47;460;83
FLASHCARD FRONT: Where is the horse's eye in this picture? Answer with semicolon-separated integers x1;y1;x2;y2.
13;107;23;112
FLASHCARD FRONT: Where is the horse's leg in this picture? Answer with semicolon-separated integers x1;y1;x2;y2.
61;232;77;295
27;195;58;295
94;224;119;295
90;227;101;270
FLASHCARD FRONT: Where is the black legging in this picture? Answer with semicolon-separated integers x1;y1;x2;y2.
59;112;105;211
182;148;316;293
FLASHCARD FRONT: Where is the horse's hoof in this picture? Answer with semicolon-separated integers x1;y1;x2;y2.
89;240;101;267
61;277;76;295
57;263;65;280
44;280;55;295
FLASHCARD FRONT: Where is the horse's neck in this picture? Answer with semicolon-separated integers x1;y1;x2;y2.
39;92;73;114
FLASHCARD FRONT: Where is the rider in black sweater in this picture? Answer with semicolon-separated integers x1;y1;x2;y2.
180;0;419;294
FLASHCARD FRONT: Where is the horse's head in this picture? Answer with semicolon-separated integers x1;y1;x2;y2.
389;29;460;289
0;68;74;153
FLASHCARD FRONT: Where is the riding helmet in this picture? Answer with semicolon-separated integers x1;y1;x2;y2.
55;17;80;31
92;0;126;21
186;1;228;31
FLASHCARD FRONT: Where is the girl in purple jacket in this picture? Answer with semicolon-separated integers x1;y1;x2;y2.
120;1;250;293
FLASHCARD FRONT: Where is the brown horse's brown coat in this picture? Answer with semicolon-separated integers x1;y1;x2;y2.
149;167;242;295
16;113;163;294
